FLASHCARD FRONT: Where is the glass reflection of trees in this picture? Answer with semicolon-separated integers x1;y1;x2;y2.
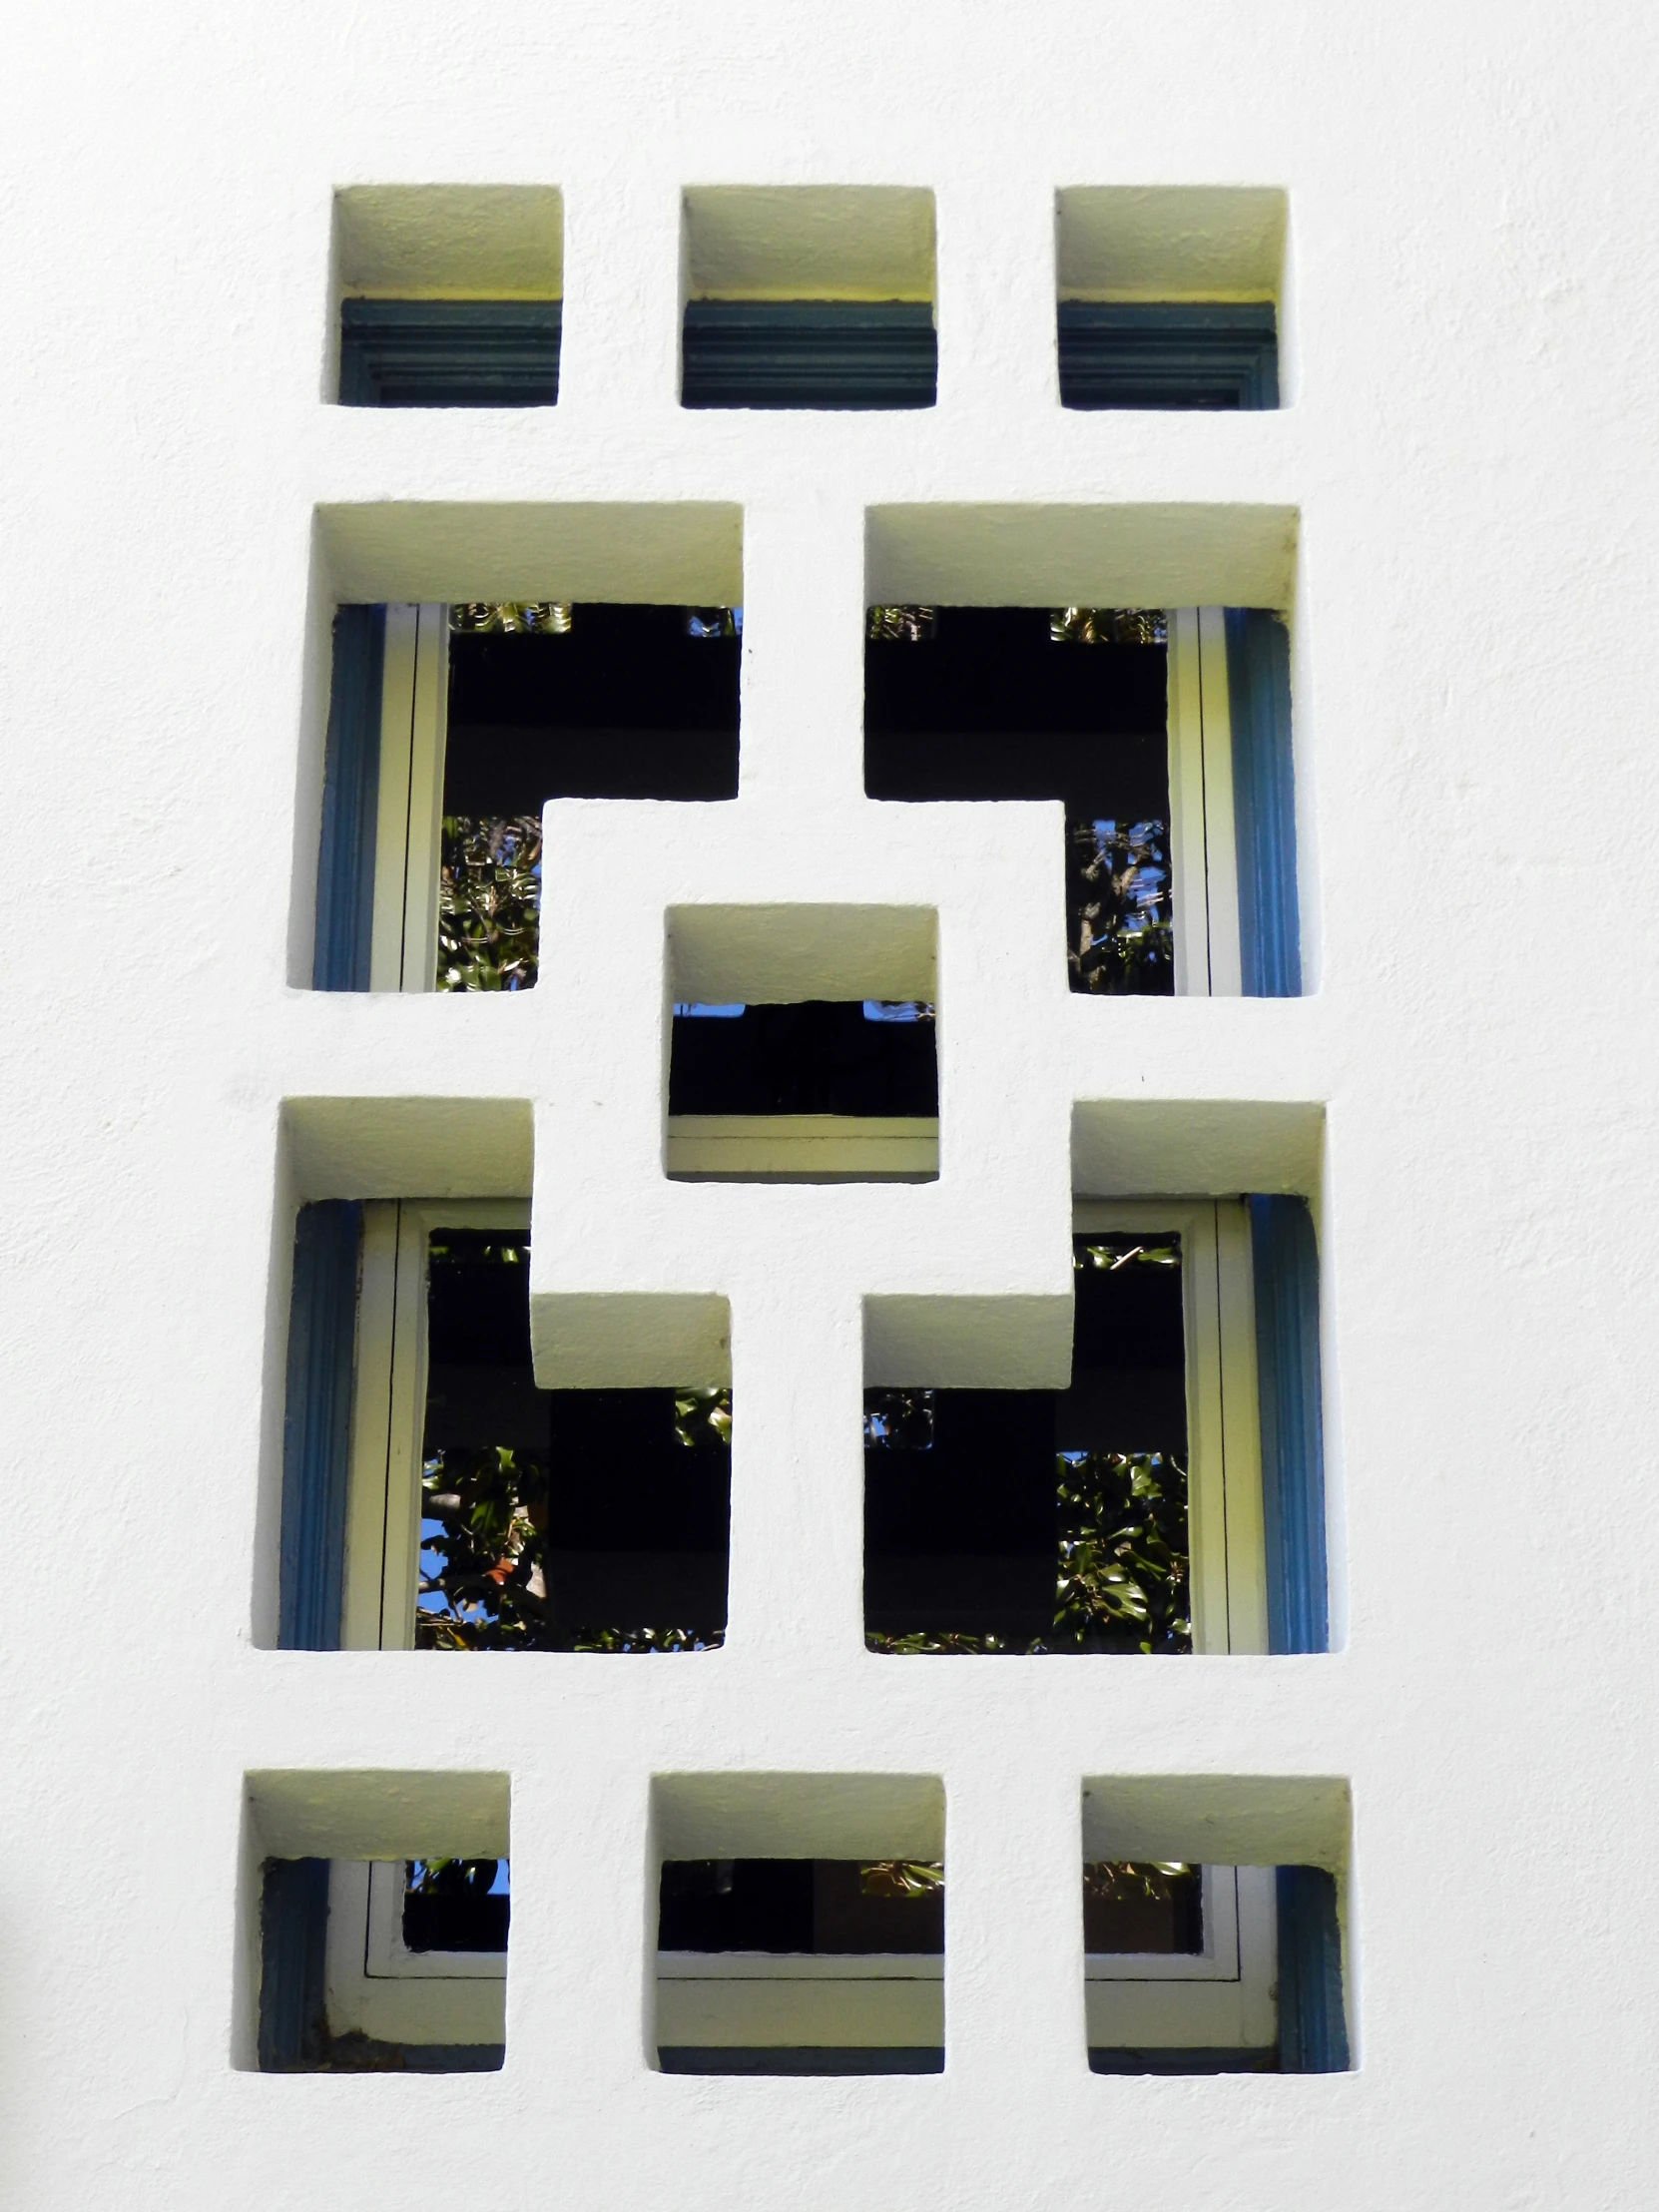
437;814;541;992
1066;817;1174;995
865;1239;1192;1656
417;1234;730;1653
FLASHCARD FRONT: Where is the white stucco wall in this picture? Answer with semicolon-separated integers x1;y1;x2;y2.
3;1;1658;2202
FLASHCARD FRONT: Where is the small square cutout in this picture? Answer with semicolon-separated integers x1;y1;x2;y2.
1055;188;1284;409
653;1774;945;2072
248;1770;510;2071
681;187;936;409
333;185;564;406
665;906;939;1181
1080;1777;1351;2072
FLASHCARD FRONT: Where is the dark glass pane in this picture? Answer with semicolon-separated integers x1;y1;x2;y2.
1057;301;1279;412
418;1232;730;1650
681;300;936;410
863;1387;935;1449
659;1861;943;1953
436;604;741;992
403;1859;510;1952
445;605;740;811
863;1390;1059;1645
812;1861;944;1954
863;606;1172;997
669;1001;937;1116
1082;1861;1202;1954
338;299;561;408
865;1234;1192;1653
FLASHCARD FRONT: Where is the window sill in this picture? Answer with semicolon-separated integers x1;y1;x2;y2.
665;1114;939;1182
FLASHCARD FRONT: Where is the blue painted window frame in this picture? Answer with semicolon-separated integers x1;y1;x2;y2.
681;300;936;410
1058;301;1278;410
1227;608;1301;996
312;605;384;993
1249;1194;1328;1654
278;1201;360;1651
1089;1860;1348;2074
338;298;562;408
258;1858;331;2069
1277;1866;1350;2071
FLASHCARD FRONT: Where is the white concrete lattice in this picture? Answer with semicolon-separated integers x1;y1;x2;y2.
10;3;1659;2204
264;276;1338;2101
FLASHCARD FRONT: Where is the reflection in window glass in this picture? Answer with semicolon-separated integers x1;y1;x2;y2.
864;1235;1191;1653
864;606;1172;996
1066;819;1173;994
1083;1861;1201;1953
418;1232;731;1649
403;1858;511;1952
436;603;741;992
660;1860;945;1953
438;815;542;991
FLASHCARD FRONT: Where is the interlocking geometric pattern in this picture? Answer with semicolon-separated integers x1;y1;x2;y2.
269;179;1343;2164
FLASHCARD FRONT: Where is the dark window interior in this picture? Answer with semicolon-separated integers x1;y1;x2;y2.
681;299;937;410
338;298;562;408
864;606;1172;995
418;1231;731;1650
403;1858;511;1952
864;1233;1192;1651
1056;301;1279;412
438;604;741;991
660;1860;944;1953
1083;1861;1202;1953
668;1001;937;1116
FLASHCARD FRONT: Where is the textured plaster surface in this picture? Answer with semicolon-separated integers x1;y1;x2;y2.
3;1;1658;2205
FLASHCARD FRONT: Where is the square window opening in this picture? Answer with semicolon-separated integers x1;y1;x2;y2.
665;906;938;1183
681;186;936;410
1078;1777;1350;2073
863;1205;1266;1653
1054;187;1284;411
652;1774;945;2073
332;185;564;407
280;1201;732;1652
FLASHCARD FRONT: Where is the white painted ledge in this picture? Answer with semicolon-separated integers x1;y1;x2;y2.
665;1114;940;1183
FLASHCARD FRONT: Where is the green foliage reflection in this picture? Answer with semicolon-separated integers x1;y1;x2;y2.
437;814;541;991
